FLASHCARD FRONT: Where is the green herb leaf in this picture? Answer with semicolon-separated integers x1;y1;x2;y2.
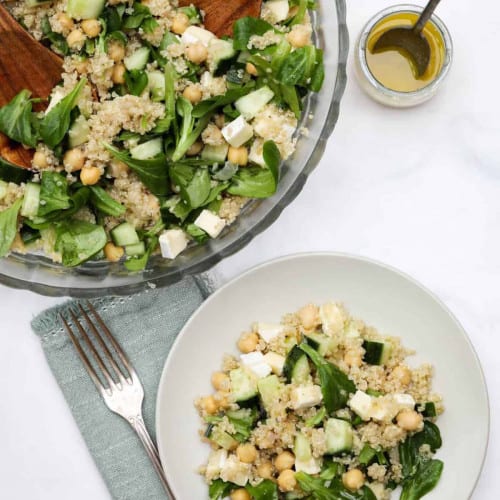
0;90;38;147
153;63;176;134
262;140;280;183
89;186;126;216
296;473;377;500
233;17;275;51
192;85;255;118
0;199;22;257
400;459;444;500
184;223;208;243
100;5;125;32
169;164;211;209
41;16;69;55
209;479;238;500
40;78;87;148
124;234;158;271
227;167;275;198
309;48;325;92
245;479;279;500
38;171;71;217
125;69;149;96
278;46;317;87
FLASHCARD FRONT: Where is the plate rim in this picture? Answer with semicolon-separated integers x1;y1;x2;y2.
155;251;490;498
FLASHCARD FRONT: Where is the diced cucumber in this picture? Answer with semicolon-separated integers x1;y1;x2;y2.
362;340;392;365
304;332;337;356
125;241;146;256
257;375;282;412
420;402;437;418
147;71;165;101
0;180;7;200
208;38;236;75
235;86;274;120
283;345;311;384
305;407;326;428
130;138;163;160
294;433;312;462
110;222;140;247
66;0;105;20
201;144;229;163
325;418;353;455
68;115;90;148
209;427;238;450
124;47;150;71
21;183;41;218
358;444;377;465
229;368;258;402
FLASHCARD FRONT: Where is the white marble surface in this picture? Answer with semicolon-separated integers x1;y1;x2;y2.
1;0;498;498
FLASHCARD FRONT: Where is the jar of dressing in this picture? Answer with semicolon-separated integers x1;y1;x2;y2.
355;4;453;107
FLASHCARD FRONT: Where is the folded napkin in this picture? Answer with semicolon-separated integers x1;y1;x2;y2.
31;275;215;500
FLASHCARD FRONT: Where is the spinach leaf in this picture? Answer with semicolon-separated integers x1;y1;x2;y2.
41;15;69;55
125;69;149;96
153;63;176;134
192;85;255;118
233;17;275;51
104;143;169;196
38;171;71;216
278;46;316;86
0;156;32;184
122;3;155;29
225;409;258;442
400;459;444;500
299;343;356;413
184;222;208;243
262;140;280;183
100;4;126;32
169;164;211;209
124;234;158;271
55;220;107;266
310;48;325;92
0;90;38;147
89;186;126;216
280;84;302;118
161;195;192;223
40;78;87;148
296;473;376;500
0;199;22;257
245;479;278;500
209;479;238;500
289;0;309;26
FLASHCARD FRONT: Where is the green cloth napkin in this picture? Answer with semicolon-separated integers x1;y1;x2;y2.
31;275;213;500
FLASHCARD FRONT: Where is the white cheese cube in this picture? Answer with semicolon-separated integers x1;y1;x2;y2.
295;457;321;475
249;362;272;378
205;449;227;479
319;302;346;336
221;116;253;147
254;322;284;342
263;352;285;375
240;352;272;378
248;138;266;167
265;0;290;22
393;393;416;411
370;397;396;422
159;229;188;259
348;390;373;421
181;26;216;47
194;209;226;238
220;455;252;486
290;385;323;410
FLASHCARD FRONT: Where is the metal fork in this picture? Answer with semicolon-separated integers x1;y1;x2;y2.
60;301;175;499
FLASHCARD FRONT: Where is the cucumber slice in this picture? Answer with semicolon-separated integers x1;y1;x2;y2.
363;340;392;365
294;433;312;462
201;144;229;163
208;427;238;450
66;0;105;20
147;71;165;101
257;374;282;413
68;115;90;148
420;402;437;418
304;332;336;356
235;86;274;120
229;368;258;402
325;418;353;455
124;47;150;71
125;241;146;256
283;345;310;384
0;180;7;200
208;38;236;75
130;138;163;160
110;222;139;247
21;183;41;218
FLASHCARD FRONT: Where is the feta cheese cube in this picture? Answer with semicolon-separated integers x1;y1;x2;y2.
263;352;285;375
205;449;227;479
265;0;290;22
295;457;321;475
181;26;216;47
290;385;323;410
194;209;226;238
393;393;416;411
221;116;253;147
254;322;284;342
220;455;252;486
248;138;266;167
249;362;272;378
159;229;188;259
240;352;272;378
319;302;346;336
370;396;396;422
348;390;373;421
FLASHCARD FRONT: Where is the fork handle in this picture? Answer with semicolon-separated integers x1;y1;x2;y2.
129;415;176;499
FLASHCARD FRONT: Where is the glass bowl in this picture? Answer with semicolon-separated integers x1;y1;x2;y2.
0;1;349;297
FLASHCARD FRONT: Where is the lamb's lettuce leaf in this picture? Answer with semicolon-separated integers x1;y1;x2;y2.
0;198;22;257
0;90;38;147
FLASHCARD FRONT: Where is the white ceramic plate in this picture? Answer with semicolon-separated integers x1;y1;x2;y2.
156;253;489;499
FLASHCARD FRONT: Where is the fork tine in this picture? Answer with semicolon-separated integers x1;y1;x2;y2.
78;304;130;385
60;314;105;394
68;309;116;392
86;301;137;378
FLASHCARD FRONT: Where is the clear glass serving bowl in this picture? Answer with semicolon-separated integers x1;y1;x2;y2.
0;1;349;297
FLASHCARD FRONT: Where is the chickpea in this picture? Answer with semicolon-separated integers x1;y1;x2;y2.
245;62;258;76
214;114;225;129
201;395;218;415
108;40;126;62
256;461;274;480
186;141;203;156
275;451;295;471
344;351;362;368
277;469;296;492
171;12;190;34
211;371;229;391
396;409;423;431
80;166;101;186
183;85;202;104
0;132;9;150
237;332;259;353
74;58;89;74
227;146;248;166
112;63;126;85
230;489;250;500
67;29;85;50
104;242;124;262
32;151;48;169
236;443;258;464
297;303;320;330
342;469;365;491
185;42;208;64
286;27;310;48
81;19;101;38
56;12;74;33
391;365;412;386
63;148;85;172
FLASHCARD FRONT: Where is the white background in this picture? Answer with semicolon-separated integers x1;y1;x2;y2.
1;0;498;498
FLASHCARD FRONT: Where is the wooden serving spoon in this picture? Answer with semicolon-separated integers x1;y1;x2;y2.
0;3;62;169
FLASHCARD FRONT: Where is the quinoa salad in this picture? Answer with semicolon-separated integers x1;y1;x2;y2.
0;0;324;269
196;302;444;500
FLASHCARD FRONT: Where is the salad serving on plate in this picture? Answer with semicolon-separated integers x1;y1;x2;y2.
0;0;324;270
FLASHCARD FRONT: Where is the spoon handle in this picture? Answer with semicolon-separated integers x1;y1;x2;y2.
413;0;442;34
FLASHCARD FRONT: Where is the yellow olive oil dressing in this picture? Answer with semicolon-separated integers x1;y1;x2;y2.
366;12;445;92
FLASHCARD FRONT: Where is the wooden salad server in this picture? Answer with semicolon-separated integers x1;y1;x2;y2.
0;3;62;169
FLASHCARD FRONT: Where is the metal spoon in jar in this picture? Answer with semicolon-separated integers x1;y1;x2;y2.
372;0;442;77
